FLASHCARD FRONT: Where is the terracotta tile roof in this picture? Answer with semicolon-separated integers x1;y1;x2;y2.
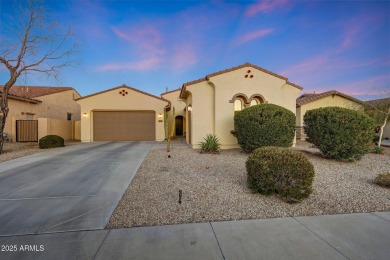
75;84;170;104
365;97;390;107
296;90;364;106
0;90;42;104
180;62;303;98
0;85;76;98
160;88;181;96
182;77;208;87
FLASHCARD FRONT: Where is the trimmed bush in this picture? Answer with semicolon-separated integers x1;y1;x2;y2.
234;104;296;152
39;135;65;149
373;173;390;188
199;134;220;153
246;147;314;203
304;107;376;161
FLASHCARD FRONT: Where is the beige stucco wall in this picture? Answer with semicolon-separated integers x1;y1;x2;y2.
35;90;81;121
184;66;301;149
296;95;364;127
184;92;193;144
74;121;81;140
76;87;168;142
161;89;186;137
37;118;73;141
3;89;80;142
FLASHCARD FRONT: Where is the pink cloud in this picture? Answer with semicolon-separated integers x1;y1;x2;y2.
232;29;274;46
334;11;388;53
281;53;385;79
97;57;162;71
340;25;360;50
112;26;165;55
300;74;390;98
280;53;330;77
246;0;288;17
328;74;390;95
171;44;197;70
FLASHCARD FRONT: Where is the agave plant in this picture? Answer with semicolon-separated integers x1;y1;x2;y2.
199;134;220;153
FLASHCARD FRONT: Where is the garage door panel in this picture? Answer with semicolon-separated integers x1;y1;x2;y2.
93;111;155;141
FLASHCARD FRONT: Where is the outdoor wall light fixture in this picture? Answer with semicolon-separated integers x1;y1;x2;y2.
187;106;192;112
157;113;163;122
82;113;88;118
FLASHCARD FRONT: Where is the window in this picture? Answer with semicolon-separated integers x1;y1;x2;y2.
250;99;259;106
67;113;72;121
234;99;244;111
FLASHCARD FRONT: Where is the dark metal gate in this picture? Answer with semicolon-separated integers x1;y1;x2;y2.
16;120;38;142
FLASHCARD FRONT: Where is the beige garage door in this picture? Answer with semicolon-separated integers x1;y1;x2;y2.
93;111;155;141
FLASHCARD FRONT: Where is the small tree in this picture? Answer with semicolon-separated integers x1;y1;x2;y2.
0;0;76;153
364;96;390;147
167;107;175;152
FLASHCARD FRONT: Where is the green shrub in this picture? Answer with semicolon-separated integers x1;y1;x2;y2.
234;104;296;152
373;146;383;154
199;134;220;153
373;173;390;188
304;107;376;161
39;135;65;149
373;135;380;143
246;147;314;203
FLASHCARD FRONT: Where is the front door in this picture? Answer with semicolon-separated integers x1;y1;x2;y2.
175;116;183;136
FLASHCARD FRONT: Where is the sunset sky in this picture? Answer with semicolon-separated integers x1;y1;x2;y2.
1;0;389;100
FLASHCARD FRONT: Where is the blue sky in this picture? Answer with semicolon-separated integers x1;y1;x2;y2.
1;0;389;100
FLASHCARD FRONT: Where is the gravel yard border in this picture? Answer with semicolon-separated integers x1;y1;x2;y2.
108;141;390;229
0;141;80;163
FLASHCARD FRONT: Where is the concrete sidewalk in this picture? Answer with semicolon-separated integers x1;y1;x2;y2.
0;211;389;260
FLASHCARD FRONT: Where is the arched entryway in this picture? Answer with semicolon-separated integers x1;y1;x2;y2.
175;116;184;136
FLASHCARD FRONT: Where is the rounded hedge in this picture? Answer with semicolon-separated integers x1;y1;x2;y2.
234;104;296;152
303;107;376;161
39;135;65;149
246;147;314;203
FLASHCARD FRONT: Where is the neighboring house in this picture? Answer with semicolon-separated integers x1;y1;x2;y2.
296;90;365;139
0;86;81;141
76;85;169;142
366;97;390;139
161;88;186;137
179;62;302;149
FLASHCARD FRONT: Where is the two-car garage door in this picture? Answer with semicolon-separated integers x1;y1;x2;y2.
93;111;155;141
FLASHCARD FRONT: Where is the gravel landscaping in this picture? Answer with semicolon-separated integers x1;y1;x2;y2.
108;140;390;229
0;142;40;163
0;141;80;163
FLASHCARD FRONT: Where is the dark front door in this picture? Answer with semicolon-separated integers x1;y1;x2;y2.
175;116;183;136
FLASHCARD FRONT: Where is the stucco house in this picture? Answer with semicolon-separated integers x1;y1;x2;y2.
296;90;365;139
178;63;302;149
76;85;169;142
0;86;81;142
76;63;302;148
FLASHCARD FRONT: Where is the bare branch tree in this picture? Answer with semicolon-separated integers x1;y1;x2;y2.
0;0;76;153
363;90;390;147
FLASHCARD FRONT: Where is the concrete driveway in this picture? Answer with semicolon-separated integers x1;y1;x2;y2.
0;142;154;236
